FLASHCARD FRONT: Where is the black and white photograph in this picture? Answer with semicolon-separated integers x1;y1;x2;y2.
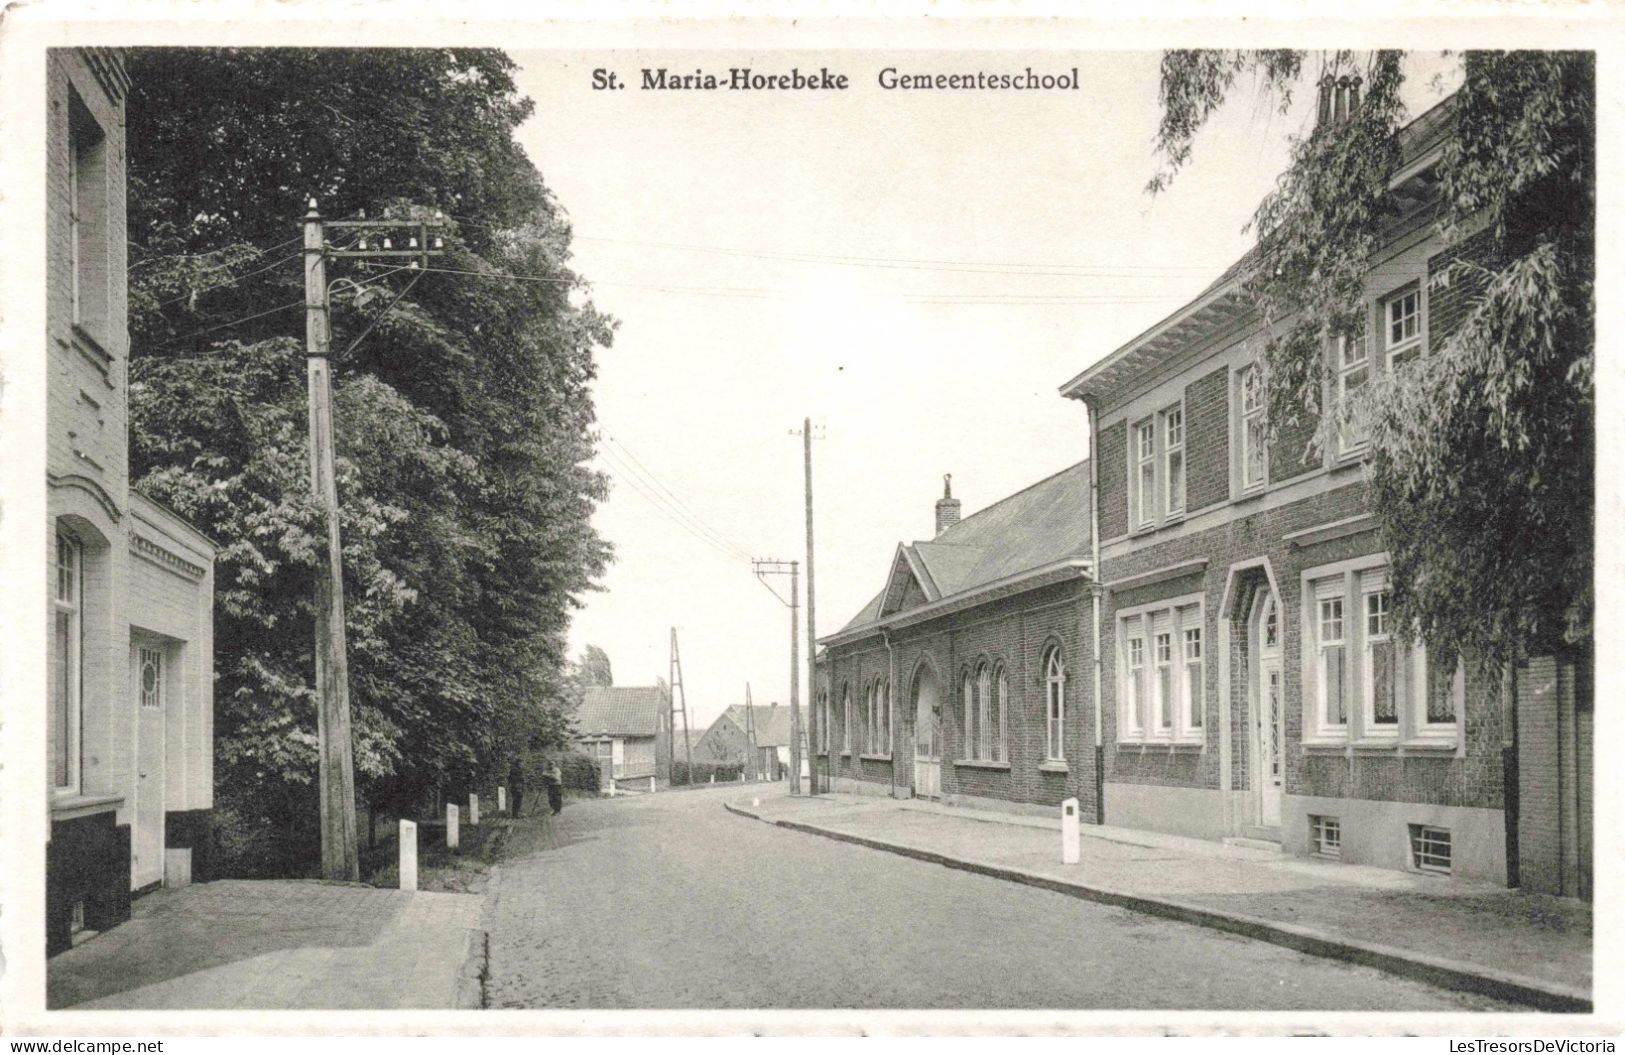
0;2;1612;1039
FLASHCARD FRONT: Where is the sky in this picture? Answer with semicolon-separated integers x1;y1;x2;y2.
510;50;1458;736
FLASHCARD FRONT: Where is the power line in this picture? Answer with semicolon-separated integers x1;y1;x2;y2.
597;445;754;564
597;452;753;566
601;432;757;559
129;234;302;275
173;297;305;342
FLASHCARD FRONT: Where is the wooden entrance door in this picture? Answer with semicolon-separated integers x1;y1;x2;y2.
1253;591;1284;829
132;642;167;889
912;667;942;799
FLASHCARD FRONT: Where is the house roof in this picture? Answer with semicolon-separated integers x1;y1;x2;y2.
1059;93;1458;409
708;703;795;747
830;460;1092;642
575;685;667;738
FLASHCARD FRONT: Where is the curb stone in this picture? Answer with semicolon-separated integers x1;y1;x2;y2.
723;799;1590;1013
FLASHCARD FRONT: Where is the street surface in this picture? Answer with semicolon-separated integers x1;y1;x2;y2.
485;786;1509;1010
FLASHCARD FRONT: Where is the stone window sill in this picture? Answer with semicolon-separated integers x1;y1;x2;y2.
51;792;123;821
1038;761;1069;774
859;753;893;763
1400;737;1461;754
1115;738;1204;751
954;759;1011;771
1232;485;1267;506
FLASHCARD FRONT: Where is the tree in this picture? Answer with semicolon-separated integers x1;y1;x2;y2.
124;48;614;872
1149;50;1593;669
575;645;615;690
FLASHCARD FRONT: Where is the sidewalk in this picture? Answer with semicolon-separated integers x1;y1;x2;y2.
727;790;1591;1012
48;879;484;1010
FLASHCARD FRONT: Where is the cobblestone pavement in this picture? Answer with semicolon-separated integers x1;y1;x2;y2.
483;786;1514;1010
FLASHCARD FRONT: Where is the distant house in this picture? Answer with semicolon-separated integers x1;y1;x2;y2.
574;685;672;791
693;702;795;781
46;49;218;956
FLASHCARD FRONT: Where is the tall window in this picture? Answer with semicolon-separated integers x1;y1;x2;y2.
1306;561;1458;742
1240;365;1267;489
961;673;976;760
1119;600;1205;743
1385;286;1423;368
842;686;853;753
67;92;106;334
1124;631;1145;736
1183;617;1204;730
1153;619;1174;732
1163;405;1185;515
51;533;82;791
995;668;1009;763
1135;420;1156;527
1336;334;1370;455
1315;589;1348;730
976;665;991;759
877;680;890;755
1045;650;1066;762
864;681;878;754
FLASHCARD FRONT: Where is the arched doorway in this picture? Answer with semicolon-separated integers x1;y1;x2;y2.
912;664;943;799
1250;588;1285;829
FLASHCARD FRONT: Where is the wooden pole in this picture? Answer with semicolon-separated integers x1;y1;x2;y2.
804;418;820;795
305;200;360;882
788;561;802;794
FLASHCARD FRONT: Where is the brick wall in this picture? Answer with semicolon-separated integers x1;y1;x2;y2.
823;580;1096;816
1428;228;1498;342
1184;366;1230;512
1099;477;1506;814
1267;394;1320;485
1516;653;1592;899
1097;419;1128;540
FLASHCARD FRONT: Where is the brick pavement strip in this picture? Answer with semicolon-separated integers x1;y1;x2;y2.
725;793;1591;1013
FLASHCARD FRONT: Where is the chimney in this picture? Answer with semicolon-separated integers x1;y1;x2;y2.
935;473;962;536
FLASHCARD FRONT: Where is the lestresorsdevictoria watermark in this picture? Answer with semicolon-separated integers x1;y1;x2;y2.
1449;1043;1614;1052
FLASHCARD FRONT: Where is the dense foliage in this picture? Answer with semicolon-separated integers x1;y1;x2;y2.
124;48;613;873
1151;50;1593;668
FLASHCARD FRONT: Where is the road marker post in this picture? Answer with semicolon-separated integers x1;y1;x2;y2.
399;819;418;891
469;792;480;825
447;803;460;851
1062;798;1080;865
498;786;506;814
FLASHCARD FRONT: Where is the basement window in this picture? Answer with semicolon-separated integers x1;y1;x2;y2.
1409;824;1452;875
1311;815;1341;858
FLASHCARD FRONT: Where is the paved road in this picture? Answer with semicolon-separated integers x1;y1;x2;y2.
484;786;1509;1010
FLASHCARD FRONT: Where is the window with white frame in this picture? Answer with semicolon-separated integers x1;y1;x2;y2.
140;647;164;709
961;672;976;760
877;679;890;755
976;664;991;759
1134;419;1157;527
1119;598;1205;744
864;680;879;754
1384;286;1423;369
1306;559;1460;742
52;532;82;792
963;663;1005;763
1335;334;1370;455
995;667;1009;763
1123;631;1145;737
1153;617;1174;732
1045;649;1066;762
842;686;853;753
1164;405;1185;516
1240;365;1267;489
1182;613;1204;730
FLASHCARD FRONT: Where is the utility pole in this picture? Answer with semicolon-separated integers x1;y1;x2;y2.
802;417;821;796
669;627;693;782
302;200;443;880
744;682;757;781
752;558;801;794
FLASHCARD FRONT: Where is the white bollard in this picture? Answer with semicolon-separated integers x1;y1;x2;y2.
1061;797;1081;865
752;797;761;808
649;775;656;793
710;773;716;785
469;792;480;826
399;819;418;891
447;803;460;850
498;786;507;814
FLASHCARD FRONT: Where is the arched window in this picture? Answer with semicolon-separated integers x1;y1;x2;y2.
1045;649;1067;762
962;671;976;760
975;664;992;760
842;685;853;754
995;666;1009;763
879;679;891;756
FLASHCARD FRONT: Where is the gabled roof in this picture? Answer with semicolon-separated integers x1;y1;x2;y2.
702;702;795;747
829;460;1093;644
575;685;667;738
1060;93;1458;409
